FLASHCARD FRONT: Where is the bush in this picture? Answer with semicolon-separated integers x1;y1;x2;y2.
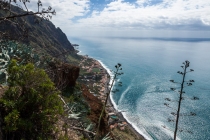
0;60;63;140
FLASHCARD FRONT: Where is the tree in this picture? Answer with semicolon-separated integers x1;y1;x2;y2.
0;60;63;140
164;60;198;140
94;63;123;140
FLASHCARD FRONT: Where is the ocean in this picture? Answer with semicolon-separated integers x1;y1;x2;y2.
69;36;210;140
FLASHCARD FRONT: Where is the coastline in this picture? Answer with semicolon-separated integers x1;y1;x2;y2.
76;51;146;139
97;60;146;140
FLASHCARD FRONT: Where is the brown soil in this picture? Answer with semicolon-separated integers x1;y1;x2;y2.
54;115;81;140
81;84;109;136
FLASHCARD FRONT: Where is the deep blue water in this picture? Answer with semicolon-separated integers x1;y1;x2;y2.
69;36;210;140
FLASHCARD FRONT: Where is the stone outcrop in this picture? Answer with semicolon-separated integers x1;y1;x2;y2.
47;61;80;89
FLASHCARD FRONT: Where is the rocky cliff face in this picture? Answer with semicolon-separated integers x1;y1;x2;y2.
47;61;80;90
0;5;74;56
26;17;75;55
0;4;79;88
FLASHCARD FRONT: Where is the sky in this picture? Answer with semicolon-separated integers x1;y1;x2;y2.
20;0;210;38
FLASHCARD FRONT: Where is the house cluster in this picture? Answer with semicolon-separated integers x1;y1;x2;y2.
107;111;128;131
79;57;109;101
79;56;129;132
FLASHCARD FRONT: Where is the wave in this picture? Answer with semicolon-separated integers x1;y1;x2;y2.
118;85;131;106
96;61;183;140
74;36;210;140
96;60;118;107
122;111;154;140
97;59;156;140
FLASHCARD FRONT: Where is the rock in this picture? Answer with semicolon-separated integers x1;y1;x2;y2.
47;61;80;89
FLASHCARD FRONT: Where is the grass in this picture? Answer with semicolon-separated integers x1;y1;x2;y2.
79;69;87;75
67;55;80;64
92;68;100;73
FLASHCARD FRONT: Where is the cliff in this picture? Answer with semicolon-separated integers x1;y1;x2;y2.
47;61;80;90
0;4;79;88
0;5;74;56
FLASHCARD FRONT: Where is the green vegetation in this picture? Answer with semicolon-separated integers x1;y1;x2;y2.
62;85;90;114
92;68;100;73
0;1;142;140
67;55;80;63
0;60;63;140
0;41;41;84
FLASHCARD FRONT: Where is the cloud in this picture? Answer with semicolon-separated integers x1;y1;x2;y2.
73;0;210;30
13;0;210;37
136;0;152;6
15;0;90;26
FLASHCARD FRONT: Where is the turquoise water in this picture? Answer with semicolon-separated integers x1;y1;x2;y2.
69;36;210;140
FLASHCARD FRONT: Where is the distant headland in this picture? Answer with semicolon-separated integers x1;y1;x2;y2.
71;44;79;46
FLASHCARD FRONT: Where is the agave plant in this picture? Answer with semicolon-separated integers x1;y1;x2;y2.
0;41;40;84
102;133;112;140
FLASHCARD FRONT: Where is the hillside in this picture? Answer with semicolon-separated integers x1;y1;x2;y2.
0;3;144;140
0;3;105;140
0;4;74;57
0;4;81;88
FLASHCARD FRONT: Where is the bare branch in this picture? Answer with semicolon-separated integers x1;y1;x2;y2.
0;11;55;20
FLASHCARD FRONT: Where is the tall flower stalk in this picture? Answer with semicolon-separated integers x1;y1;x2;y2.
164;60;198;140
94;63;123;140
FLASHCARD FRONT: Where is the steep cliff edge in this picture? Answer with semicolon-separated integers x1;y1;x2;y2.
47;61;80;89
0;5;79;88
0;5;74;56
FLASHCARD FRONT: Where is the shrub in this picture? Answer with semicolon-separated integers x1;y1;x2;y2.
0;60;63;140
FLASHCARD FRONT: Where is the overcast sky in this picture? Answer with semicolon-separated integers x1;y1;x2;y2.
24;0;210;38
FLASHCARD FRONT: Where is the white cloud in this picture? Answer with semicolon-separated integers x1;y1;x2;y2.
14;0;210;37
136;0;151;6
74;0;210;30
47;0;90;25
15;0;90;26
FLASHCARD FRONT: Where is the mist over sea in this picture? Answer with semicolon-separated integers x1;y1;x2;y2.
69;36;210;140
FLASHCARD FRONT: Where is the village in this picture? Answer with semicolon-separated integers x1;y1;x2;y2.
77;55;129;133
